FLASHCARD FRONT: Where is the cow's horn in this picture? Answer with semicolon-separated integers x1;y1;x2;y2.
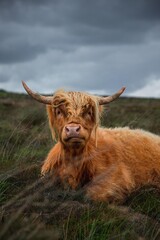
22;81;53;105
98;87;126;105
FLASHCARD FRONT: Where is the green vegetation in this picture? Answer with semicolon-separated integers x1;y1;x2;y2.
0;90;160;239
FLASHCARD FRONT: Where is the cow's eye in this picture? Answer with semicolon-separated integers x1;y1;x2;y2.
86;108;92;117
83;109;92;119
55;108;63;117
88;110;92;116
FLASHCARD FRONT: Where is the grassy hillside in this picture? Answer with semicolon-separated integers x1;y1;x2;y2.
0;90;160;240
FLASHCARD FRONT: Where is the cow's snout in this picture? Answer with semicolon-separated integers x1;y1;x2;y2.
65;125;81;137
62;123;89;146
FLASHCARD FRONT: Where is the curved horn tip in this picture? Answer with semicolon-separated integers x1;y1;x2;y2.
21;80;53;105
22;80;28;90
120;86;126;93
22;80;33;95
22;80;25;87
22;80;26;85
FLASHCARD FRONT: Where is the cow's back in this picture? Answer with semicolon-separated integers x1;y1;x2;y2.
96;127;160;186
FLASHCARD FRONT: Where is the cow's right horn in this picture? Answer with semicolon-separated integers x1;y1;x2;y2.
98;87;126;105
22;81;53;105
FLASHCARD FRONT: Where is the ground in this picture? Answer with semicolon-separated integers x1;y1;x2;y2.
0;90;160;240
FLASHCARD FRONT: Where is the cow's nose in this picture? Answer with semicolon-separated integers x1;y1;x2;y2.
65;125;81;137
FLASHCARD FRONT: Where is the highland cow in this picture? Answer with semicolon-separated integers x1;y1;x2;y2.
22;81;160;202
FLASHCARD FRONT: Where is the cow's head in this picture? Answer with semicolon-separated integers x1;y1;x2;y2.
22;81;125;149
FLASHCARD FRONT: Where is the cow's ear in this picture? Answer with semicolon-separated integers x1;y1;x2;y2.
46;106;57;141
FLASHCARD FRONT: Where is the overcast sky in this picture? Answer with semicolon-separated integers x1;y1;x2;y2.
0;0;160;98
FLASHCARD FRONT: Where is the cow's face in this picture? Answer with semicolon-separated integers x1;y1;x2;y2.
47;91;101;148
22;81;125;148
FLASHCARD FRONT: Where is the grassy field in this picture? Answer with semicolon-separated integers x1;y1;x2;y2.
0;89;160;240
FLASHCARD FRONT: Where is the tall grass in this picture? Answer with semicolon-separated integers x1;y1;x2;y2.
0;91;160;239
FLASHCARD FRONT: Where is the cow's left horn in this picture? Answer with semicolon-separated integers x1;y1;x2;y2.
22;81;53;105
98;87;126;105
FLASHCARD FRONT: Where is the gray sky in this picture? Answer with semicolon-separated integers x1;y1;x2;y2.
0;0;160;97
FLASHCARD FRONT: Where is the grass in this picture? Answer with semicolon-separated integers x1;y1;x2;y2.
0;179;11;204
0;89;160;239
0;91;52;171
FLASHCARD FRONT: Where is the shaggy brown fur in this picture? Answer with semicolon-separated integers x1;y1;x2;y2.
41;90;160;202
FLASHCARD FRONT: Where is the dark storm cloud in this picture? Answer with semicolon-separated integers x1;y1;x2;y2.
0;73;8;83
0;0;160;63
0;37;46;64
0;0;160;97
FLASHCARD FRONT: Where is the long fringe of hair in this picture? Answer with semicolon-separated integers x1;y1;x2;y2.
48;89;103;145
